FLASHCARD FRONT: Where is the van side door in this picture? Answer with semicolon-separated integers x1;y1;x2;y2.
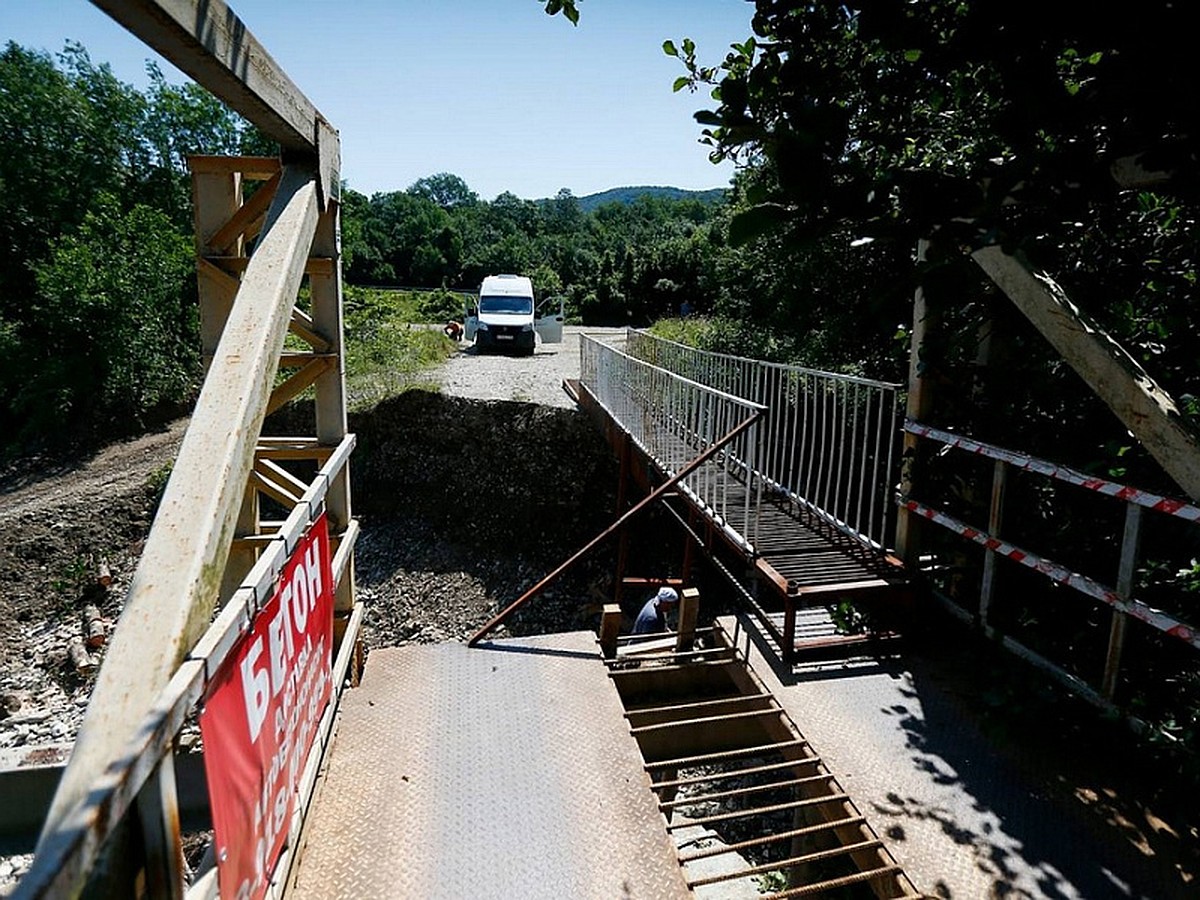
534;296;564;344
464;294;479;342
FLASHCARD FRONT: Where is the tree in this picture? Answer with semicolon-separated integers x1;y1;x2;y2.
408;172;479;210
22;197;196;438
0;43;142;305
0;41;272;452
667;2;1200;251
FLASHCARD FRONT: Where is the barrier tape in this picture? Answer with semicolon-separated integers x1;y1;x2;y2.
906;421;1200;522
900;497;1199;649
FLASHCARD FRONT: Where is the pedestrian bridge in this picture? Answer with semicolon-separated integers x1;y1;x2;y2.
561;331;909;660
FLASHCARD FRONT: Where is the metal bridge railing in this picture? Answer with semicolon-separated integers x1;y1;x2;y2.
904;420;1200;707
625;329;901;552
581;335;767;554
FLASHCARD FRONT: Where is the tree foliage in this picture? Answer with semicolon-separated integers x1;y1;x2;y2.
340;181;733;330
0;42;271;452
670;2;1200;250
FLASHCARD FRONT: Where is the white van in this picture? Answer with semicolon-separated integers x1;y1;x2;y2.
465;274;564;355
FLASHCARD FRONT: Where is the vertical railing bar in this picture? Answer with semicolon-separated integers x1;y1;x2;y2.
883;388;899;548
1102;503;1144;700
778;364;788;488
833;379;848;526
978;459;1009;627
811;377;824;513
771;364;783;483
854;384;869;536
784;370;797;492
754;414;764;550
716;391;725;521
868;386;886;546
806;374;817;508
820;377;834;516
700;391;705;511
763;364;774;480
745;411;755;549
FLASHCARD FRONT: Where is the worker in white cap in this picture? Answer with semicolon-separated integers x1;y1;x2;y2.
632;586;679;634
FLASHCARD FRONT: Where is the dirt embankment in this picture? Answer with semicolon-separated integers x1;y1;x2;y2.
0;383;621;756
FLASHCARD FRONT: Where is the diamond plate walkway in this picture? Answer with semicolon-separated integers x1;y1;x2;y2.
286;632;689;900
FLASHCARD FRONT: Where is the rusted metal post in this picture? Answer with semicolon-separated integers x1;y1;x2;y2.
783;597;797;664
599;604;622;659
895;240;936;566
136;751;184;900
978;459;1008;627
675;588;699;652
1102;503;1143;700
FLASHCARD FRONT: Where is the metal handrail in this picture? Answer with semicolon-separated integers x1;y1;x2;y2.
904;418;1200;706
625;329;901;552
582;335;767;553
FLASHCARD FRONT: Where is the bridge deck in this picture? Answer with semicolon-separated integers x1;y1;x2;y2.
722;613;1194;899
286;632;689;900
568;377;904;657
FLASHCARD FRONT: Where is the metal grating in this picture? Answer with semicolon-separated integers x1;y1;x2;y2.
606;626;921;899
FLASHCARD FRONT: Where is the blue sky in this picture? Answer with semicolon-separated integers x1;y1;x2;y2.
1;0;755;200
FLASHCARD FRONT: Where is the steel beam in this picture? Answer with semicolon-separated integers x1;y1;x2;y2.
91;0;321;156
37;165;320;850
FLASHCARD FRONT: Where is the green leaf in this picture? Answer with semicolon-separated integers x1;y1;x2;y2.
663;40;679;58
672;76;690;93
904;49;922;62
693;110;723;126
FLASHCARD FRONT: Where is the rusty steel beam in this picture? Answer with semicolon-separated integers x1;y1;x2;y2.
467;405;764;647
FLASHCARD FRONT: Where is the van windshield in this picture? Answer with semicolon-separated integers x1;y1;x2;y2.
479;294;533;315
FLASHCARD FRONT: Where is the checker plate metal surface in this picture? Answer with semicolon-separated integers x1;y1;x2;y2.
722;614;1191;899
287;632;689;900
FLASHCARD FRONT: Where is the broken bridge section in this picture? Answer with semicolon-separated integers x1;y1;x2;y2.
568;333;909;661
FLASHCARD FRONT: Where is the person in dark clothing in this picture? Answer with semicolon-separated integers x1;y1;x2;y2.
633;586;679;634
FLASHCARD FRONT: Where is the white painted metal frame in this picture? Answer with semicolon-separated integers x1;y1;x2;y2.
625;329;901;552
581;335;766;553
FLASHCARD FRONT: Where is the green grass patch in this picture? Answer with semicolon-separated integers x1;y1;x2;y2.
344;285;456;410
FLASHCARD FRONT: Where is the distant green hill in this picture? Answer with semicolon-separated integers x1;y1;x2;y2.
547;186;727;213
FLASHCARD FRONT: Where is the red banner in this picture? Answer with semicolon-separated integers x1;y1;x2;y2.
200;513;334;900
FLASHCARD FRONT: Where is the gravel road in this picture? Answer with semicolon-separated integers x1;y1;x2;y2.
436;326;624;407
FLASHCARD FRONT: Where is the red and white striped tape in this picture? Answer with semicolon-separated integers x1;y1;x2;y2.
901;497;1199;649
906;421;1200;523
